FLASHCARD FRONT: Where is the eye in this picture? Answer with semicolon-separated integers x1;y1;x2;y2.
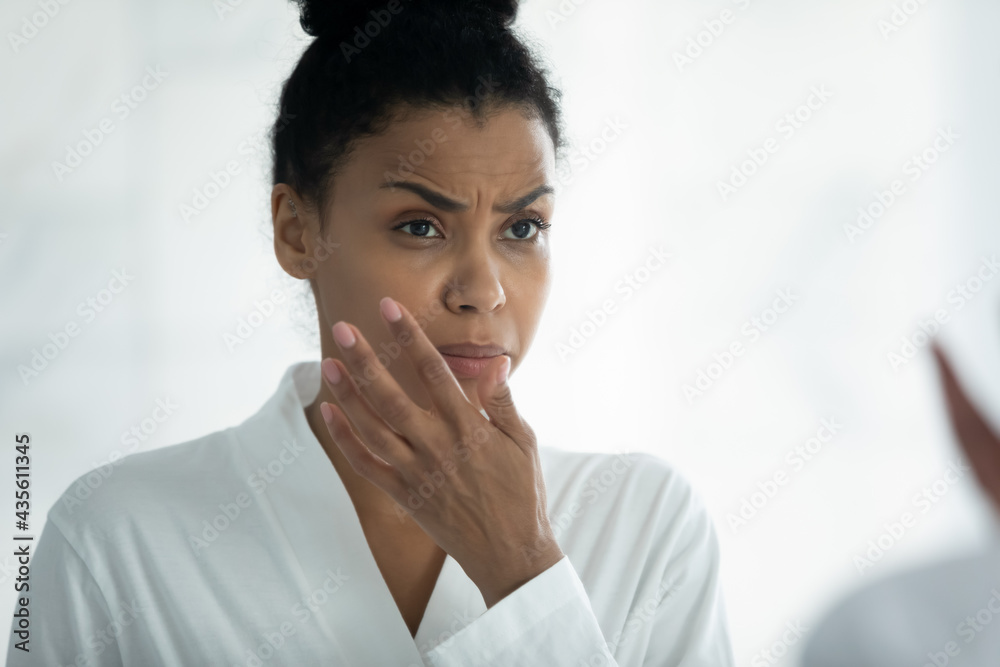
391;215;552;241
392;218;443;238
503;215;552;241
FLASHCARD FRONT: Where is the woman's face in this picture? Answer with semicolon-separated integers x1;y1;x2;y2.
273;104;556;413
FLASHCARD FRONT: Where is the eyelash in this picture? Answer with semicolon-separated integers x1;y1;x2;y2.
391;215;552;242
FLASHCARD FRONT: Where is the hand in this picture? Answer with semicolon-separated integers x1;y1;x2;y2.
318;296;564;608
931;342;1000;513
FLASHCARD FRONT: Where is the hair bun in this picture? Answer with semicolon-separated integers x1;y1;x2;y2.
295;0;520;38
468;0;519;24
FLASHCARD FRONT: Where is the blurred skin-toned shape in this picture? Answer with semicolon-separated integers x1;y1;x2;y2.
931;342;1000;514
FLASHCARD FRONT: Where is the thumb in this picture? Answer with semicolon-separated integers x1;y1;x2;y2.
477;355;525;439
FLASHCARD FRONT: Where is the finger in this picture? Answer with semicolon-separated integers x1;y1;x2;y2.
319;401;408;500
378;297;473;423
931;343;1000;505
330;318;426;439
477;354;534;451
322;356;415;467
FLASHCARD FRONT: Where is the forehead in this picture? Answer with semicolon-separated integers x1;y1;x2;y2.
351;104;556;188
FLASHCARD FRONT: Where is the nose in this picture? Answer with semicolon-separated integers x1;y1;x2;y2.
444;247;506;314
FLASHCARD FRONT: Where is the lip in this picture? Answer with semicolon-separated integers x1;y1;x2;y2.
435;342;507;358
436;342;508;379
439;353;505;379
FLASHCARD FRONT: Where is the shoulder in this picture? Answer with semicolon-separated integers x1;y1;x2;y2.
48;426;243;545
540;445;705;509
539;445;716;550
537;446;729;652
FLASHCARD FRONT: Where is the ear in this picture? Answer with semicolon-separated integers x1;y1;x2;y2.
931;343;1000;513
271;184;311;280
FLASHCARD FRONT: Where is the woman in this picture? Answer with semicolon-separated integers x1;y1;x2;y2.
9;1;734;665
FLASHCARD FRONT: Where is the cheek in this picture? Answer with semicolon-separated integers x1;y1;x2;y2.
508;257;551;301
505;265;550;342
314;249;393;318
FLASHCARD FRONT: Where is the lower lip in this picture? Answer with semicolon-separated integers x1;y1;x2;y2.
440;354;503;379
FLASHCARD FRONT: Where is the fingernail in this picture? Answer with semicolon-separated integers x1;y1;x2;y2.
320;402;334;423
332;321;356;348
322;358;342;384
380;297;402;323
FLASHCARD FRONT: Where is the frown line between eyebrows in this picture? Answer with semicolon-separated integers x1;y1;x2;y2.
379;179;554;214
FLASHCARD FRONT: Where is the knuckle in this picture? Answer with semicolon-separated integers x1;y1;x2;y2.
493;387;515;408
418;355;451;386
335;386;356;407
332;374;358;400
351;455;373;480
368;429;392;455
359;357;382;383
382;394;412;426
458;414;486;440
493;400;516;421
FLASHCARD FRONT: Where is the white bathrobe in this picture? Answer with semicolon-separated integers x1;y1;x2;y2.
6;361;734;666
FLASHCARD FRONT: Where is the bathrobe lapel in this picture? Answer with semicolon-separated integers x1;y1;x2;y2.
239;360;486;665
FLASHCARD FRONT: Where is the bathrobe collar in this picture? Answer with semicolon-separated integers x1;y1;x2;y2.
233;360;487;663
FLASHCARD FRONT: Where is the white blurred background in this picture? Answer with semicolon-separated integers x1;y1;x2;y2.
3;0;1000;664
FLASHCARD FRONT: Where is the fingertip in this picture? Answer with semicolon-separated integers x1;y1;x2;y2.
933;346;955;375
496;355;510;385
322;357;342;386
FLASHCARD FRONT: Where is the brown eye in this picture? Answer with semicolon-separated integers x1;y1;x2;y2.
503;216;551;241
392;218;442;238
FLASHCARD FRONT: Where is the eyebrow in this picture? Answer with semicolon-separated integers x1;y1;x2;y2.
379;179;554;214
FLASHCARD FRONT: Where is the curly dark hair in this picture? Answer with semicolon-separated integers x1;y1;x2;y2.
269;0;567;232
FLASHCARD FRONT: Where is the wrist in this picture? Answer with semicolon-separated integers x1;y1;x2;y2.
476;543;565;609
